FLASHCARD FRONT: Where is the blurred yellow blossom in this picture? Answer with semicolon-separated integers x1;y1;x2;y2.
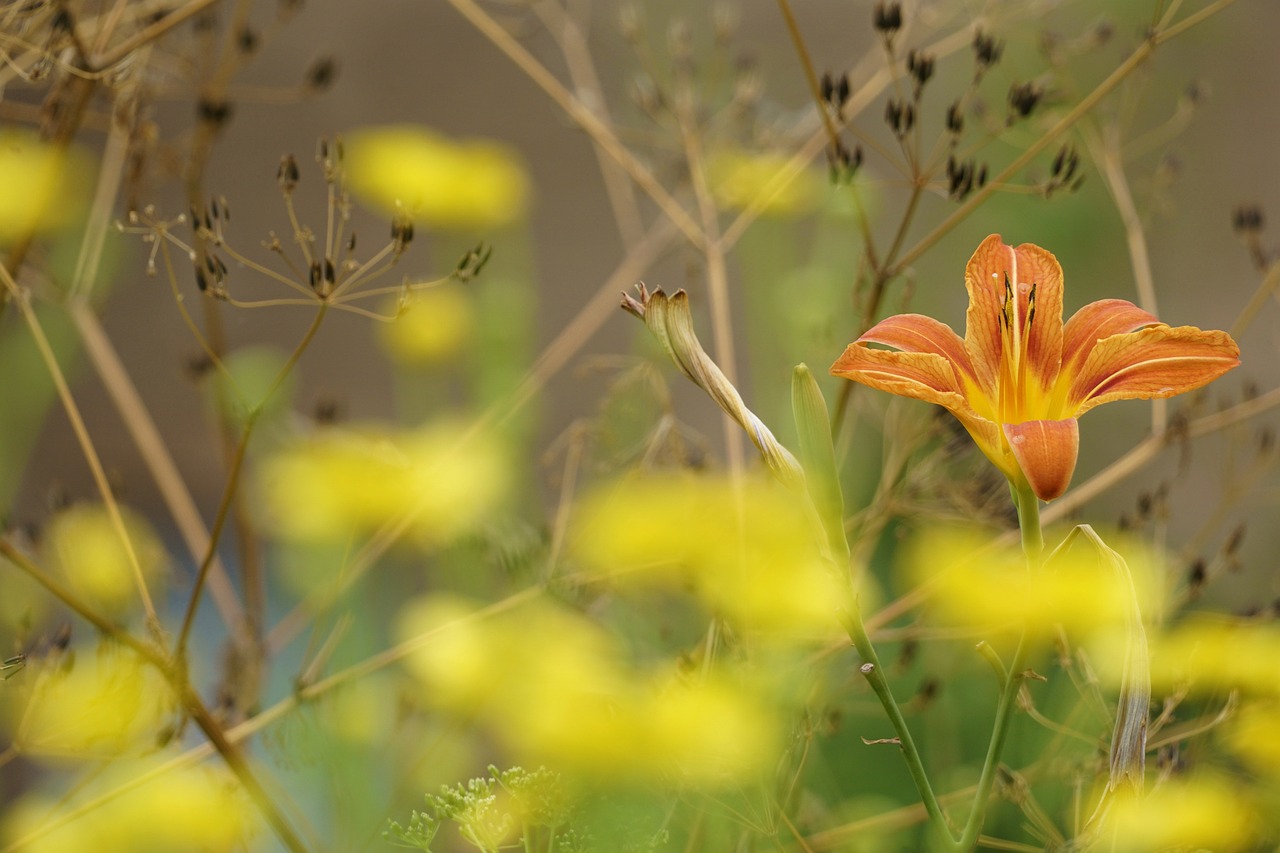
1101;775;1258;851
258;419;507;547
569;473;844;638
42;503;168;619
1223;699;1280;778
5;642;174;758
707;147;819;216
345;125;529;230
397;594;779;785
379;284;475;365
903;527;1157;643
0;130;91;242
1131;615;1280;696
2;758;254;852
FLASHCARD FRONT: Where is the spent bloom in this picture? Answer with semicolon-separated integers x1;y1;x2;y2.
832;234;1240;500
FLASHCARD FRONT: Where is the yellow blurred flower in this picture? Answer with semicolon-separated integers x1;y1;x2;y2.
2;758;254;852
1101;775;1258;851
707;147;819;216
42;502;168;619
1223;699;1280;778
903;527;1156;643
257;419;507;547
1137;615;1280;696
379;284;475;365
0;130;91;242
569;473;843;638
345;125;529;230
397;594;779;786
5;643;174;758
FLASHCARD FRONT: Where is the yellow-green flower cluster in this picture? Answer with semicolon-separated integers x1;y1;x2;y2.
569;473;845;637
345;125;529;231
397;594;779;786
3;759;255;852
901;527;1158;643
257;420;507;547
0;130;91;242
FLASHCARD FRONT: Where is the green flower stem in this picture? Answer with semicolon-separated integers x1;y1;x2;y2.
841;603;955;847
951;482;1044;852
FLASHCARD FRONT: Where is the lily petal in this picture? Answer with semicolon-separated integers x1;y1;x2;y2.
1061;299;1160;377
963;236;1065;394
1004;419;1080;502
1068;326;1241;415
858;314;983;390
830;345;972;416
963;234;1010;392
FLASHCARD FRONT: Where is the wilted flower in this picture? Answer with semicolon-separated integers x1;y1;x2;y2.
623;285;804;487
345;125;529;230
832;235;1240;501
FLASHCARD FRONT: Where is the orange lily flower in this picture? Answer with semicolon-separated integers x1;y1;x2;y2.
831;234;1240;502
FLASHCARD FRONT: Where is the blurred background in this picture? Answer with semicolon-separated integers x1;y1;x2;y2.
3;0;1279;848
12;1;1278;598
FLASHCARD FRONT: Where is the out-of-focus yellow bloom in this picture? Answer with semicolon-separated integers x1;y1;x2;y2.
345;125;529;230
2;759;254;852
707;147;819;216
903;527;1156;642
258;420;507;547
1133;615;1280;696
569;473;844;637
1101;775;1257;851
397;595;779;786
1223;699;1280;778
379;284;475;365
42;503;167;618
6;643;174;757
0;130;90;242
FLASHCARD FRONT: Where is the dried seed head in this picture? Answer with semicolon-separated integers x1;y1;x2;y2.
305;56;338;91
1232;204;1264;235
278;154;300;192
907;50;934;91
391;212;414;252
1008;81;1042;119
873;2;902;38
237;27;258;54
946;100;964;134
973;28;1003;69
197;97;233;129
884;98;914;137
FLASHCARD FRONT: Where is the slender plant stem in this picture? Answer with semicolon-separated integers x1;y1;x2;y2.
841;603;955;846
952;483;1043;853
175;303;329;659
